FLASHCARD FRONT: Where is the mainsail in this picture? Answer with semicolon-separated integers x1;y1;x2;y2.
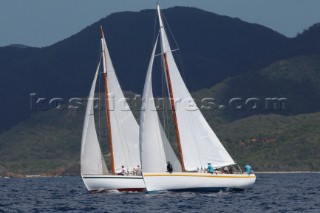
101;33;140;173
157;5;235;170
81;62;108;175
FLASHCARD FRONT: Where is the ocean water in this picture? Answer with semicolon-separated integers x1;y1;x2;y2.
0;173;319;212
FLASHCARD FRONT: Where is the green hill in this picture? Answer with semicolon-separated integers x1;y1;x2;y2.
0;6;289;133
0;93;319;175
194;55;320;121
215;113;320;171
0;109;83;175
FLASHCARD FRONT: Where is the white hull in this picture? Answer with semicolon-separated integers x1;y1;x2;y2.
81;175;145;192
143;172;256;192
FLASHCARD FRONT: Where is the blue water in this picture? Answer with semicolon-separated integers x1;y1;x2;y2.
0;173;319;212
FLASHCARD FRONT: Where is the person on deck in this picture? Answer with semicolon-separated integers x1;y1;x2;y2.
223;166;229;174
134;165;141;176
207;162;214;174
245;163;252;175
167;162;173;173
117;165;126;175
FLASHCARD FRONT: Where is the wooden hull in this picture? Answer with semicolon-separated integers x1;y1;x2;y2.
143;172;256;192
81;175;145;192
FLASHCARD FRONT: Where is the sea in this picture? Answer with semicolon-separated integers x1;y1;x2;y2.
0;173;319;212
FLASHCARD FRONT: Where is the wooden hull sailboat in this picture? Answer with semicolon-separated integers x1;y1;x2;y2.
140;4;256;192
80;27;145;192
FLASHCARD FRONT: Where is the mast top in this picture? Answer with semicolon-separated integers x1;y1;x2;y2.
100;26;105;39
157;3;167;53
157;2;161;16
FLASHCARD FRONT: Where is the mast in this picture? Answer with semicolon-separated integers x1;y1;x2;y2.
100;26;115;175
157;4;186;172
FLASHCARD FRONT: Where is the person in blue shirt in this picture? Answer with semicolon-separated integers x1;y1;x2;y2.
245;163;252;174
207;162;214;174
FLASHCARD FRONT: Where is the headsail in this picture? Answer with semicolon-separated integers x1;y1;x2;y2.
101;31;141;173
157;5;235;170
81;62;108;175
140;38;182;173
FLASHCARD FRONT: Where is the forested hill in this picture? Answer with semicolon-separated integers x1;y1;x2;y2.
0;6;291;133
0;7;320;138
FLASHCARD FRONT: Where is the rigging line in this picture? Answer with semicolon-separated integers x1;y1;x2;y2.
161;9;189;89
162;60;170;145
160;46;167;137
152;8;158;49
98;59;101;147
164;89;170;147
160;43;172;145
158;31;171;143
161;47;167;152
151;34;159;108
154;49;178;57
160;9;180;52
96;45;102;149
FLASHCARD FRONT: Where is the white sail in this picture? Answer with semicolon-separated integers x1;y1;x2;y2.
157;5;235;170
81;62;108;175
140;39;167;172
140;38;182;173
101;38;140;173
158;119;182;172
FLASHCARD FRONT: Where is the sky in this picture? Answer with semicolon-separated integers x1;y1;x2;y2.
1;0;320;47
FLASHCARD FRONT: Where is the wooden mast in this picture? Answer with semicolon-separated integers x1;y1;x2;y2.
157;3;185;172
100;26;115;175
163;52;186;172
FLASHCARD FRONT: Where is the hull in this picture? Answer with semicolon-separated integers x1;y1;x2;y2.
81;175;145;192
143;172;256;192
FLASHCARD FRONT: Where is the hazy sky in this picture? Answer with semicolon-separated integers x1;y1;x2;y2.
1;0;320;47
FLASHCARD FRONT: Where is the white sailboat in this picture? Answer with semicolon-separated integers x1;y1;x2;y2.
80;27;145;192
140;4;256;192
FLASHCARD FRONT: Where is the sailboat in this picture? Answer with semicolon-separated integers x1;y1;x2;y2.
140;4;256;192
80;27;145;192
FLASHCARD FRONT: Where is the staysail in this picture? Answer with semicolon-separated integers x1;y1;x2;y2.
101;33;140;173
81;62;108;175
140;38;181;173
157;5;235;170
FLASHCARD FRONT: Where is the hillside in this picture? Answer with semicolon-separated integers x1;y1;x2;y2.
0;92;319;175
0;7;289;133
215;113;320;171
193;55;320;121
283;23;320;58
